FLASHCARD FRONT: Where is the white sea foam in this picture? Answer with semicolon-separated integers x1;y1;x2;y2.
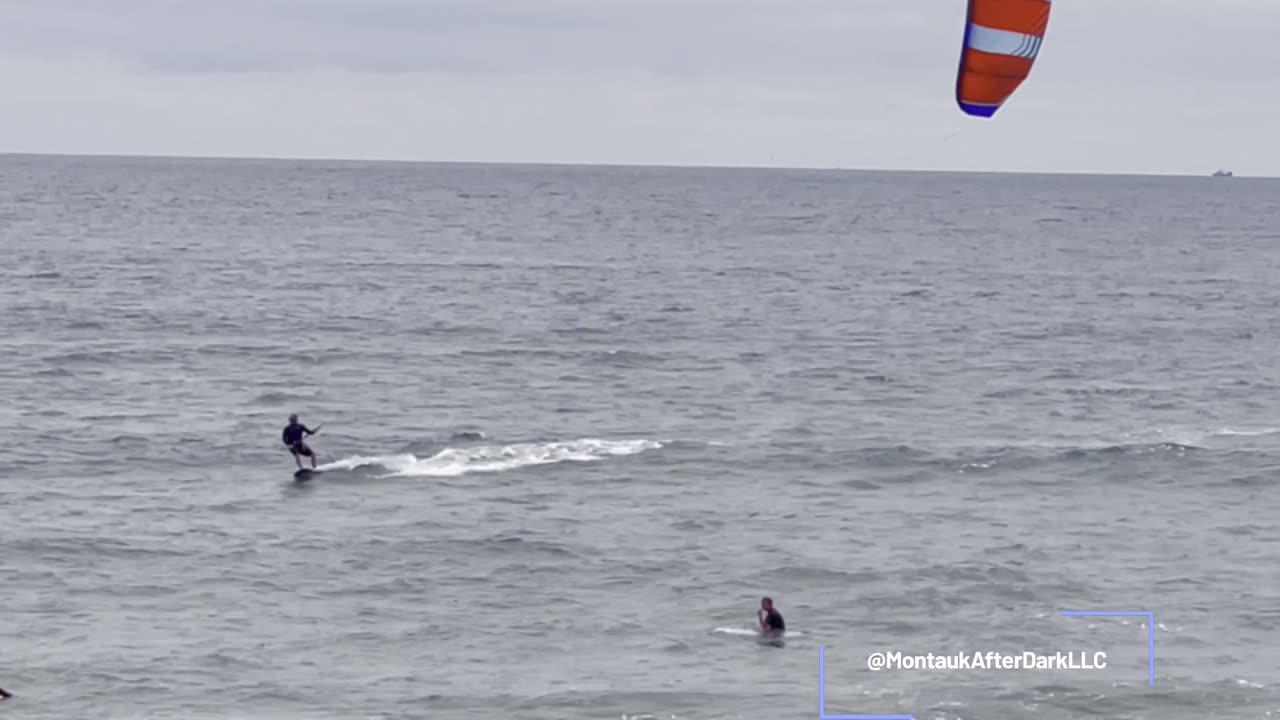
318;438;661;477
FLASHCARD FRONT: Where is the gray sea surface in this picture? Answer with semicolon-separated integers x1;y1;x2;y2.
3;154;1280;719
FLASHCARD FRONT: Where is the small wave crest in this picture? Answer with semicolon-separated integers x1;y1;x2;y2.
1212;427;1280;438
318;438;661;477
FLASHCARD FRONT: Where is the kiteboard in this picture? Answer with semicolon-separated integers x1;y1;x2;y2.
294;469;322;480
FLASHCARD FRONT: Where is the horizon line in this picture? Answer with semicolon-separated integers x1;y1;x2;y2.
0;149;1265;180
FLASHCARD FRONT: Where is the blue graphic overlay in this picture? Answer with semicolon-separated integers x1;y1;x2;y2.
818;646;913;720
1060;610;1156;685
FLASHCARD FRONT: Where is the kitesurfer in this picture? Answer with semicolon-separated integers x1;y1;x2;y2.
282;413;320;469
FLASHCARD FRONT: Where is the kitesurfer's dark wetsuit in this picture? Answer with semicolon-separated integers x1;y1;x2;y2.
282;422;315;456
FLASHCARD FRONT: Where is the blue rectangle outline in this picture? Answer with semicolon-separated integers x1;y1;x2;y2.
818;645;914;720
1059;610;1155;686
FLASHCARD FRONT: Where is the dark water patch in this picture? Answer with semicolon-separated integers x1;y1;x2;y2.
108;434;149;445
583;349;667;367
252;392;293;404
1220;473;1272;488
31;367;75;377
853;445;937;466
7;536;193;560
1219;524;1265;536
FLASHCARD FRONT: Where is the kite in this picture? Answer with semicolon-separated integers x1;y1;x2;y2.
956;0;1052;117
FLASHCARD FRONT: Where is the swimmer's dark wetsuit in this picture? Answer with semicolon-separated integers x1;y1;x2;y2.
762;609;785;634
282;422;315;456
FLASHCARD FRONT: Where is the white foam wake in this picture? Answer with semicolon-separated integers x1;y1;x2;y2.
712;627;804;638
317;438;661;477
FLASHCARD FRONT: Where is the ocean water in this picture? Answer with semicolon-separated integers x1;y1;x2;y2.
3;154;1280;719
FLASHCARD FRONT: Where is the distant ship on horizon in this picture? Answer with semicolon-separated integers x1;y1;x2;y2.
1212;169;1233;177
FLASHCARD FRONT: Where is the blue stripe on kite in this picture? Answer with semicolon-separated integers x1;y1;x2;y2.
959;101;1000;118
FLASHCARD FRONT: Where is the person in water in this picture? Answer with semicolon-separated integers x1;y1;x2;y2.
282;413;320;469
758;596;785;636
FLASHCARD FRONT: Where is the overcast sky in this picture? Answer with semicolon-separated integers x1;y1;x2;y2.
1;0;1276;175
